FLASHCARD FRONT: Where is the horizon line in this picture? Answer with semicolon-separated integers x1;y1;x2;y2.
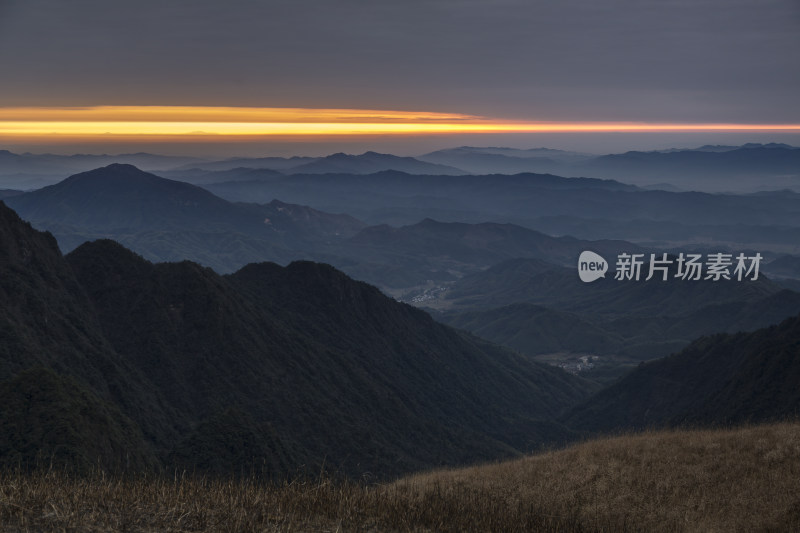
2;106;799;141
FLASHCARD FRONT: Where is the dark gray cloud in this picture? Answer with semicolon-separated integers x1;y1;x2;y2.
0;0;798;122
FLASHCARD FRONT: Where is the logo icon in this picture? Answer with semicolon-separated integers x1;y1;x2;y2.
578;251;608;283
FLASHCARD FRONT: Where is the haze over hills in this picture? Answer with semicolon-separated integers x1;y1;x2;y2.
582;144;800;191
283;151;466;175
198;163;800;253
337;218;642;290
0;150;206;189
0;150;466;189
5;164;365;273
434;257;800;379
3;143;798;193
3;164;649;290
168;151;467;176
6;163;800;384
0;200;594;477
418;144;800;192
440;257;781;316
418;146;595;174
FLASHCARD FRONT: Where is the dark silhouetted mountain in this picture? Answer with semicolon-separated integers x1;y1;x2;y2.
563;313;800;432
287;151;466;175
67;242;593;477
0;201;594;477
0;368;157;472
0;201;126;383
0;202;174;471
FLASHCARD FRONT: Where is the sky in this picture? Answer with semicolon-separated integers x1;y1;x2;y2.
0;0;798;156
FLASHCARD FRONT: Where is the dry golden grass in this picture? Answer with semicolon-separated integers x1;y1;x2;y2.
399;422;800;532
1;423;799;532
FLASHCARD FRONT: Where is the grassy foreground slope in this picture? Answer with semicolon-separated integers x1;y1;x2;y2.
1;422;798;532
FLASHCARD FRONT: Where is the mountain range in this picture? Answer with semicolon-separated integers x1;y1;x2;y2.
5;164;364;274
9;161;799;383
3;154;800;480
7;163;800;383
3;164;645;290
197;165;800;254
2;196;800;479
0;200;594;477
419;144;800;192
3;144;798;193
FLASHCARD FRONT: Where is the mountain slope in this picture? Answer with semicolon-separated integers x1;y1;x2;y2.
64;240;595;477
0;200;597;477
0;201;172;469
0;367;157;472
562;313;800;432
440;303;622;356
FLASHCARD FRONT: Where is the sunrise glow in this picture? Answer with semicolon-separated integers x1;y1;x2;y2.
1;106;799;142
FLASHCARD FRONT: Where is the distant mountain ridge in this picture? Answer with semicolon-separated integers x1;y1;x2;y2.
5;164;651;291
5;164;365;273
285;151;466;175
417;144;800;192
201;161;800;252
4;143;797;192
